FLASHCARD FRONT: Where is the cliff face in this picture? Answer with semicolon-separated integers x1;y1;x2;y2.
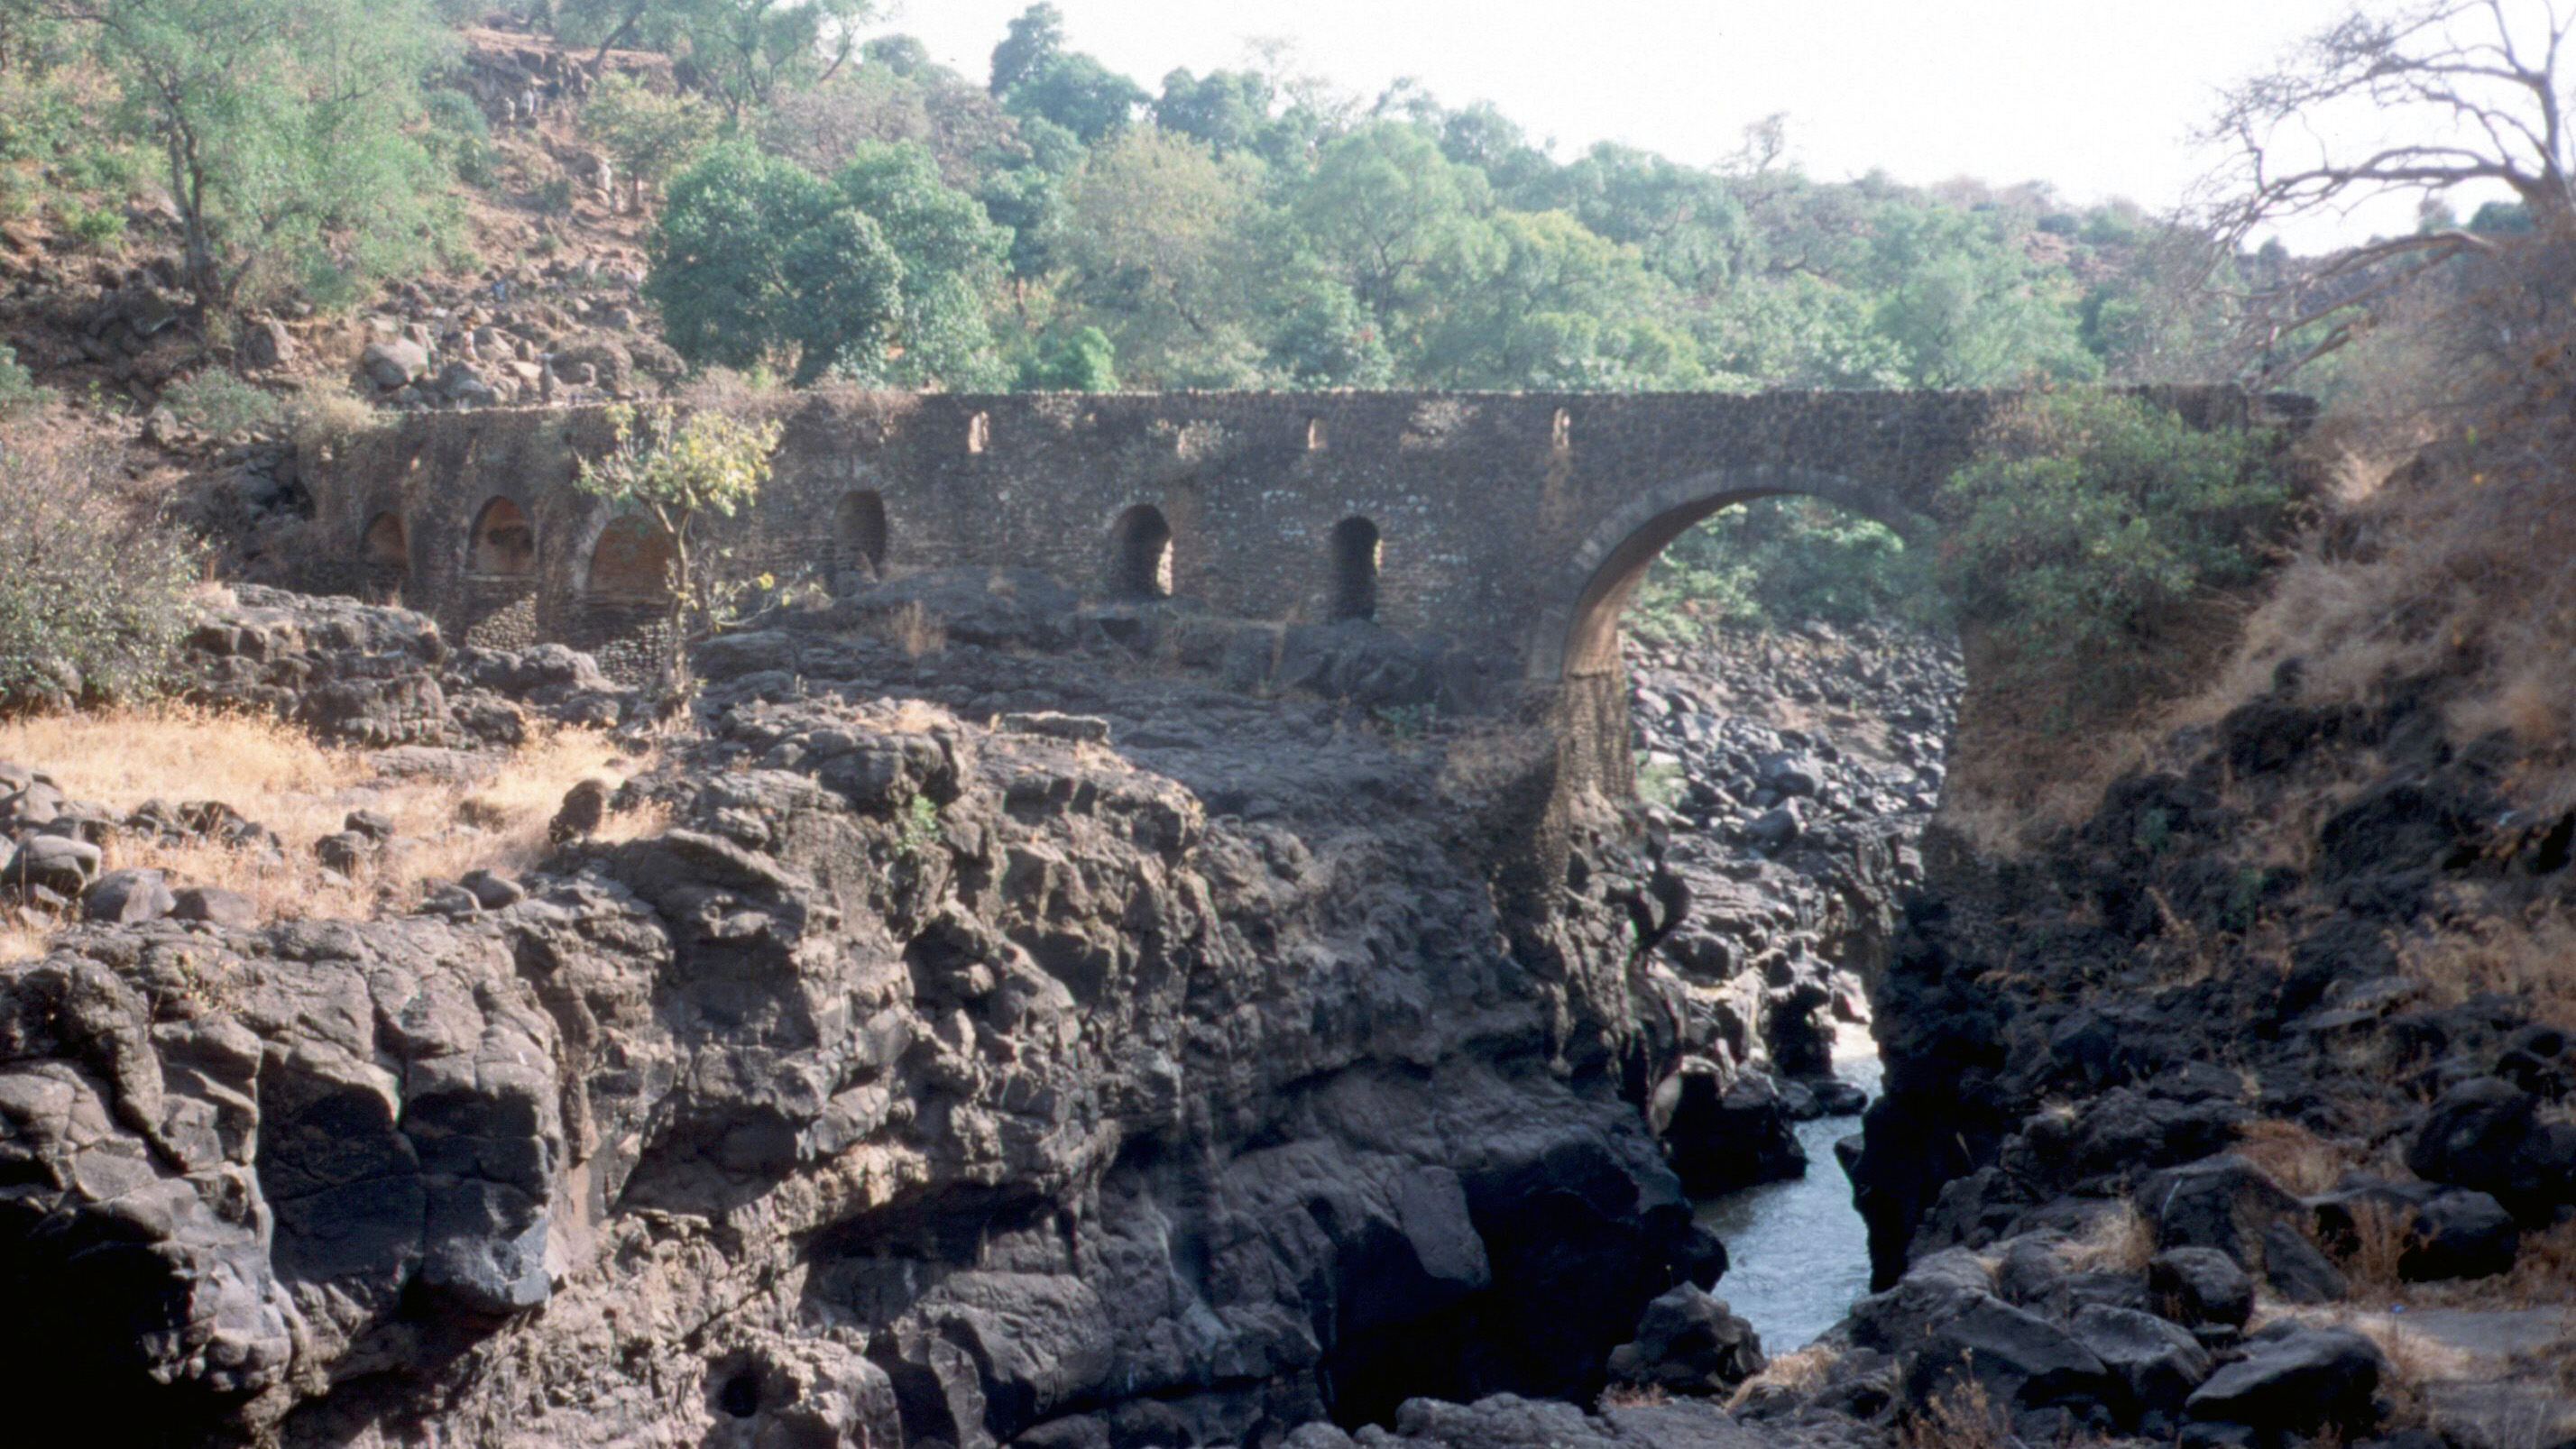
1816;664;2576;1448
0;590;1733;1448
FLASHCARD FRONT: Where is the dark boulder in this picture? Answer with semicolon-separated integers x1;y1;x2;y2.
2071;1303;2213;1419
1605;1285;1766;1395
2185;1322;2385;1437
2406;1077;2576;1224
2148;1248;2253;1330
170;885;258;928
5;835;101;894
2134;1155;2304;1264
1903;1291;2121;1412
1647;1064;1807;1196
2309;1177;2520;1282
2259;1221;2348;1305
313;831;373;874
83;868;176;924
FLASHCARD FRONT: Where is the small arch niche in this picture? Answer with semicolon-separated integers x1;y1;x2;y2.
1305;416;1328;451
1329;517;1380;622
836;490;888;580
467;497;536;578
586;515;676;603
1551;407;1572;452
966;411;991;454
362;511;409;575
1108;504;1174;601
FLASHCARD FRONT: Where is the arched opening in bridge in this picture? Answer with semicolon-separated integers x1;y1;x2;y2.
467;497;536;579
1329;517;1380;622
1558;475;1964;1353
836;490;888;581
362;511;408;580
586;515;676;603
1108;504;1173;601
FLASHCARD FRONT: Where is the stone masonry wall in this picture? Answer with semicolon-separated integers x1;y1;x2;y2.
302;387;2288;702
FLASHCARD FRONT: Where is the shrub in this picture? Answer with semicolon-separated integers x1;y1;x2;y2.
284;379;384;464
0;343;38;416
58;201;124;252
422;88;498;186
0;439;202;714
162;370;278;435
1938;390;2286;681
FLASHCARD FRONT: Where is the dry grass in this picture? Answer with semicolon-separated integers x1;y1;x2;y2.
2237;1117;2363;1197
1598;1382;1671;1408
2060;1202;2157;1275
0;706;657;946
2327;1200;2419;1306
2405;911;2576;1032
1725;1343;1839;1410
2483;1219;2576;1312
1901;1375;2006;1449
863;601;944;658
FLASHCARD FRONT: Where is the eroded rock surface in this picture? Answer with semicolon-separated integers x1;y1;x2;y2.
1;593;1735;1448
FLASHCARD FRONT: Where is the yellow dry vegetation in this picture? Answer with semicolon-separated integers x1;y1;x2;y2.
2233;1117;2367;1197
1;705;660;958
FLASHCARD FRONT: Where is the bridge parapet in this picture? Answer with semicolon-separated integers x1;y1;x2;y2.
300;385;2281;695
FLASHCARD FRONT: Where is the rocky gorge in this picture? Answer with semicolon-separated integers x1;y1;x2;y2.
4;569;2570;1449
0;576;1946;1448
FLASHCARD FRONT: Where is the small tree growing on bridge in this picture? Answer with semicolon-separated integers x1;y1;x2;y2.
575;402;783;698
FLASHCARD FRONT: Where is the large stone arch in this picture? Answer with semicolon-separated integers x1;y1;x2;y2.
1528;465;1931;683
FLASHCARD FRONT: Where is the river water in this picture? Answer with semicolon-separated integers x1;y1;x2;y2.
1692;1026;1885;1351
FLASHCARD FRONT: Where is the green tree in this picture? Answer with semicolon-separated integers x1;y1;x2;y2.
1052;128;1265;385
1259;272;1392;387
574;402;783;692
1532;142;1753;296
580;73;719;214
830;140;1012;387
1155;68;1278;159
1002;50;1144;143
14;0;456;314
1017;325;1118;390
1416;208;1702;389
1863;204;2100;387
987;2;1060;96
558;0;873;122
648;141;903;383
1694;273;1909;390
1289;122;1495;353
1938;390;2286;680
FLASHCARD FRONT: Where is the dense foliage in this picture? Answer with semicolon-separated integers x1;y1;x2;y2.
1937;390;2287;674
1;0;459;312
0;441;202;714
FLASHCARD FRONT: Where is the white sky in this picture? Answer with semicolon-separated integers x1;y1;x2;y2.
869;0;2506;253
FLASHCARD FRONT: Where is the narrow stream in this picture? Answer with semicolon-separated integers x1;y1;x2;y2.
1692;1024;1884;1351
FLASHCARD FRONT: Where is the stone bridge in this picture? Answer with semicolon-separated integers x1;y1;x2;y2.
303;386;2292;725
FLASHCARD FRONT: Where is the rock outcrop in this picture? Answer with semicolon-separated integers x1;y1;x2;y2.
0;593;1731;1448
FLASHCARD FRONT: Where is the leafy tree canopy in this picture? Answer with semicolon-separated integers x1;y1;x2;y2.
11;0;456;313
